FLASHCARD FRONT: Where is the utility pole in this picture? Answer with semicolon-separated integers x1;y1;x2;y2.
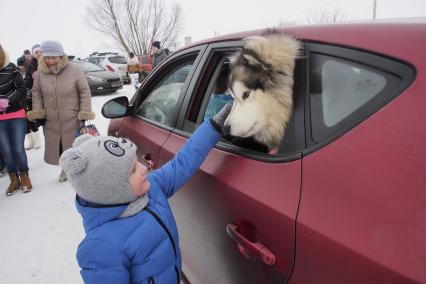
373;0;377;20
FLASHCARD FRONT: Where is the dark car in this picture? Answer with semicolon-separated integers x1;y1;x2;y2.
101;20;426;284
74;61;123;95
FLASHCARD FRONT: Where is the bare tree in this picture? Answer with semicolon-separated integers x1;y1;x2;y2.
305;9;348;24
86;0;182;55
278;20;298;27
279;8;348;27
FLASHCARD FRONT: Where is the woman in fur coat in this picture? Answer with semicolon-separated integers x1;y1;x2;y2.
27;40;95;182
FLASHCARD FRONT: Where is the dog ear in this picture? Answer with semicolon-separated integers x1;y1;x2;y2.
59;148;88;175
242;54;271;72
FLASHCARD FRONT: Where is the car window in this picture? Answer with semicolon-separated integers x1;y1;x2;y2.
137;61;195;127
87;57;102;64
182;50;305;156
108;56;127;64
309;53;401;143
78;61;105;72
183;57;232;133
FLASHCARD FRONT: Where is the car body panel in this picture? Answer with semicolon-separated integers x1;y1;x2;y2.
109;116;171;166
290;23;426;283
104;21;426;283
292;86;426;283
164;133;301;284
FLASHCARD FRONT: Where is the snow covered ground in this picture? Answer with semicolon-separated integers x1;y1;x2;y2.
0;85;136;284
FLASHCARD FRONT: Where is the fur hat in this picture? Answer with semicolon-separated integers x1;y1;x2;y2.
40;40;64;57
152;41;161;49
59;134;148;217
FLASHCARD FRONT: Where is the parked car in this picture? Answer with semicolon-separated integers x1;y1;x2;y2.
138;54;153;73
101;20;426;284
84;52;130;84
73;60;123;95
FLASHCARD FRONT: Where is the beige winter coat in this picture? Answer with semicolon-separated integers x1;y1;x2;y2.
27;55;95;165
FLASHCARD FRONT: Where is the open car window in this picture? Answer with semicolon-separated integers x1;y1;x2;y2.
181;47;305;157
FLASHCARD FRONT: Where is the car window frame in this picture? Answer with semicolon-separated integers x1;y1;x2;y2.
304;42;416;155
174;40;306;163
128;44;208;131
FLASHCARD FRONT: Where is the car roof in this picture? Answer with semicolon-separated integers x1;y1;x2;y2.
182;18;426;68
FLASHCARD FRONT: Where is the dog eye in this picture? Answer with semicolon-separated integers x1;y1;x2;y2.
242;91;251;100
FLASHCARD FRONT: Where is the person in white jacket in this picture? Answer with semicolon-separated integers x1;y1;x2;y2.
127;52;139;89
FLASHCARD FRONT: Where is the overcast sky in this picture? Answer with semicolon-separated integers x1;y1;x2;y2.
1;0;425;61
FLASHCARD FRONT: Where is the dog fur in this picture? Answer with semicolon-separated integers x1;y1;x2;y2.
225;32;300;152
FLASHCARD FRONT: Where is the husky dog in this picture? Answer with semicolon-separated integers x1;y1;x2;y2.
224;32;300;152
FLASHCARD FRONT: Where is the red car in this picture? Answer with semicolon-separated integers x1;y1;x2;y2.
102;20;426;283
138;55;153;73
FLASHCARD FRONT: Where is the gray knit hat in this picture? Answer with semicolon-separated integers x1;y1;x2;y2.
31;44;41;54
59;134;146;212
40;40;64;56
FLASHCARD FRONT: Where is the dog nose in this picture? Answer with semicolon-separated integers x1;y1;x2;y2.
223;125;231;135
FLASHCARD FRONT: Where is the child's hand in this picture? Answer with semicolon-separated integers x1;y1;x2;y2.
210;102;233;134
129;160;151;196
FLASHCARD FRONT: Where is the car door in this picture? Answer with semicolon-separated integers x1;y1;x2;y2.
106;45;207;165
159;41;306;284
290;43;417;283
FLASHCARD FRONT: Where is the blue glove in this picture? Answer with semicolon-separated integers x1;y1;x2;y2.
210;102;233;134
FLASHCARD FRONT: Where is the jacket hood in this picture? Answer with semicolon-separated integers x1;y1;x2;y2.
38;54;69;74
1;48;10;70
75;197;128;233
157;48;166;55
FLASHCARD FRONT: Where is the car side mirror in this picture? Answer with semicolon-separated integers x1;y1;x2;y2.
101;96;131;118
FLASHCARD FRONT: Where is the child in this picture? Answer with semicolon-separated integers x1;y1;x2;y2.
59;104;232;284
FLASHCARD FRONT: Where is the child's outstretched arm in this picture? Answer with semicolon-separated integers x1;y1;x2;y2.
150;103;232;198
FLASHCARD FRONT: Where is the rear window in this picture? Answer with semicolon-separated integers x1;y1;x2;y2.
78;61;104;72
87;57;103;64
108;56;127;64
309;52;411;143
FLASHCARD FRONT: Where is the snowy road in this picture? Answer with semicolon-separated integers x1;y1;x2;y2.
0;85;136;284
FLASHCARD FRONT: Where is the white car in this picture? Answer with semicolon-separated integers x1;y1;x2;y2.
84;52;130;84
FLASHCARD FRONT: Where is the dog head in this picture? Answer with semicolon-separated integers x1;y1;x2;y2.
224;32;300;151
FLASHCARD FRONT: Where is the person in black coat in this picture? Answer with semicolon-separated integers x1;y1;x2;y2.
151;41;168;68
24;44;43;150
0;43;33;195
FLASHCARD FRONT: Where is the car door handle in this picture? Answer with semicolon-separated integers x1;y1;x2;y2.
226;223;276;266
142;152;155;170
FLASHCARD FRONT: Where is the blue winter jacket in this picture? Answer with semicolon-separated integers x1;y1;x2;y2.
75;120;221;284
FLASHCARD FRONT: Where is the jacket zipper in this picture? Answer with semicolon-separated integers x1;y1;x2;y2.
144;207;180;284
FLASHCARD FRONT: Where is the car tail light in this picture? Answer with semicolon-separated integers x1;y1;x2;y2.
105;65;115;71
